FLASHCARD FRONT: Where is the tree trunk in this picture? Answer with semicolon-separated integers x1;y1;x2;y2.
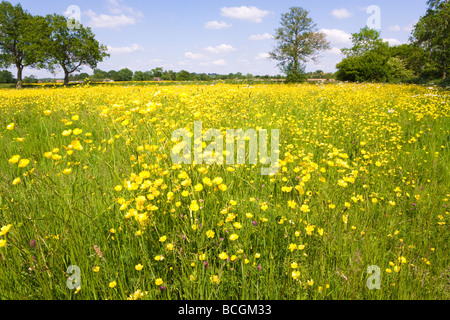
64;70;70;86
16;65;23;89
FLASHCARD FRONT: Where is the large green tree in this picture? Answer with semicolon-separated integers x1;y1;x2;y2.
0;1;47;88
411;0;449;79
43;14;109;85
341;26;389;58
269;7;330;83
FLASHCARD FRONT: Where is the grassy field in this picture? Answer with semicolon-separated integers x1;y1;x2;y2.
0;82;448;300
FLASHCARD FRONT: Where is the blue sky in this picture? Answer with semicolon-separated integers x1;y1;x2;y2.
8;0;429;78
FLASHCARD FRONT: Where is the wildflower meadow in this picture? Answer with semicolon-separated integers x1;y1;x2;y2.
0;82;448;300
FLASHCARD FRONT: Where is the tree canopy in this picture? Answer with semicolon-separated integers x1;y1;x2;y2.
0;1;48;88
269;7;330;83
411;0;449;79
43;14;109;85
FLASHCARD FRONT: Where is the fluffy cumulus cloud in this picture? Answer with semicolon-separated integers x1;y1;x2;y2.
255;52;270;60
383;38;403;46
331;8;353;19
184;52;206;60
320;28;352;46
106;43;145;54
204;44;236;54
327;47;343;55
204;20;232;30
388;25;401;32
249;33;274;41
200;59;227;67
220;6;270;23
85;10;136;29
106;0;144;17
84;0;143;29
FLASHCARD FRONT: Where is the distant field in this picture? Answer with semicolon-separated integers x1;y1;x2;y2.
0;83;448;300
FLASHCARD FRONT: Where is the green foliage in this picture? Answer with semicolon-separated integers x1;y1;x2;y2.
341;27;389;58
116;68;133;81
285;72;307;83
388;44;430;77
0;1;47;88
176;70;192;81
42;14;109;85
386;57;415;81
22;75;38;83
0;70;14;83
336;27;417;83
336;50;391;82
411;0;449;79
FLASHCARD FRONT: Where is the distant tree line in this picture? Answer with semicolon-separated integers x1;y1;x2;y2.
0;67;336;84
9;69;331;84
68;69;289;82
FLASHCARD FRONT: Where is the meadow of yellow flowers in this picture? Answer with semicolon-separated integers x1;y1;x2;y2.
0;82;448;300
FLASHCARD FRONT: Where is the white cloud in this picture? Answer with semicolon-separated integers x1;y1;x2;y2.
204;44;236;54
403;24;414;32
185;52;206;60
249;33;274;41
383;38;403;46
388;25;401;32
327;47;343;55
320;28;352;46
205;20;232;30
200;59;227;67
255;53;270;60
220;6;270;23
106;0;144;17
85;10;136;29
84;1;142;30
331;8;353;19
107;43;144;54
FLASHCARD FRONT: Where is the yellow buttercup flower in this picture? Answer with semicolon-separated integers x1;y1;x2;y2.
190;200;200;212
206;230;215;238
300;204;310;213
135;264;144;271
8;155;20;164
0;224;12;236
18;159;30;168
229;233;239;241
219;252;228;260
